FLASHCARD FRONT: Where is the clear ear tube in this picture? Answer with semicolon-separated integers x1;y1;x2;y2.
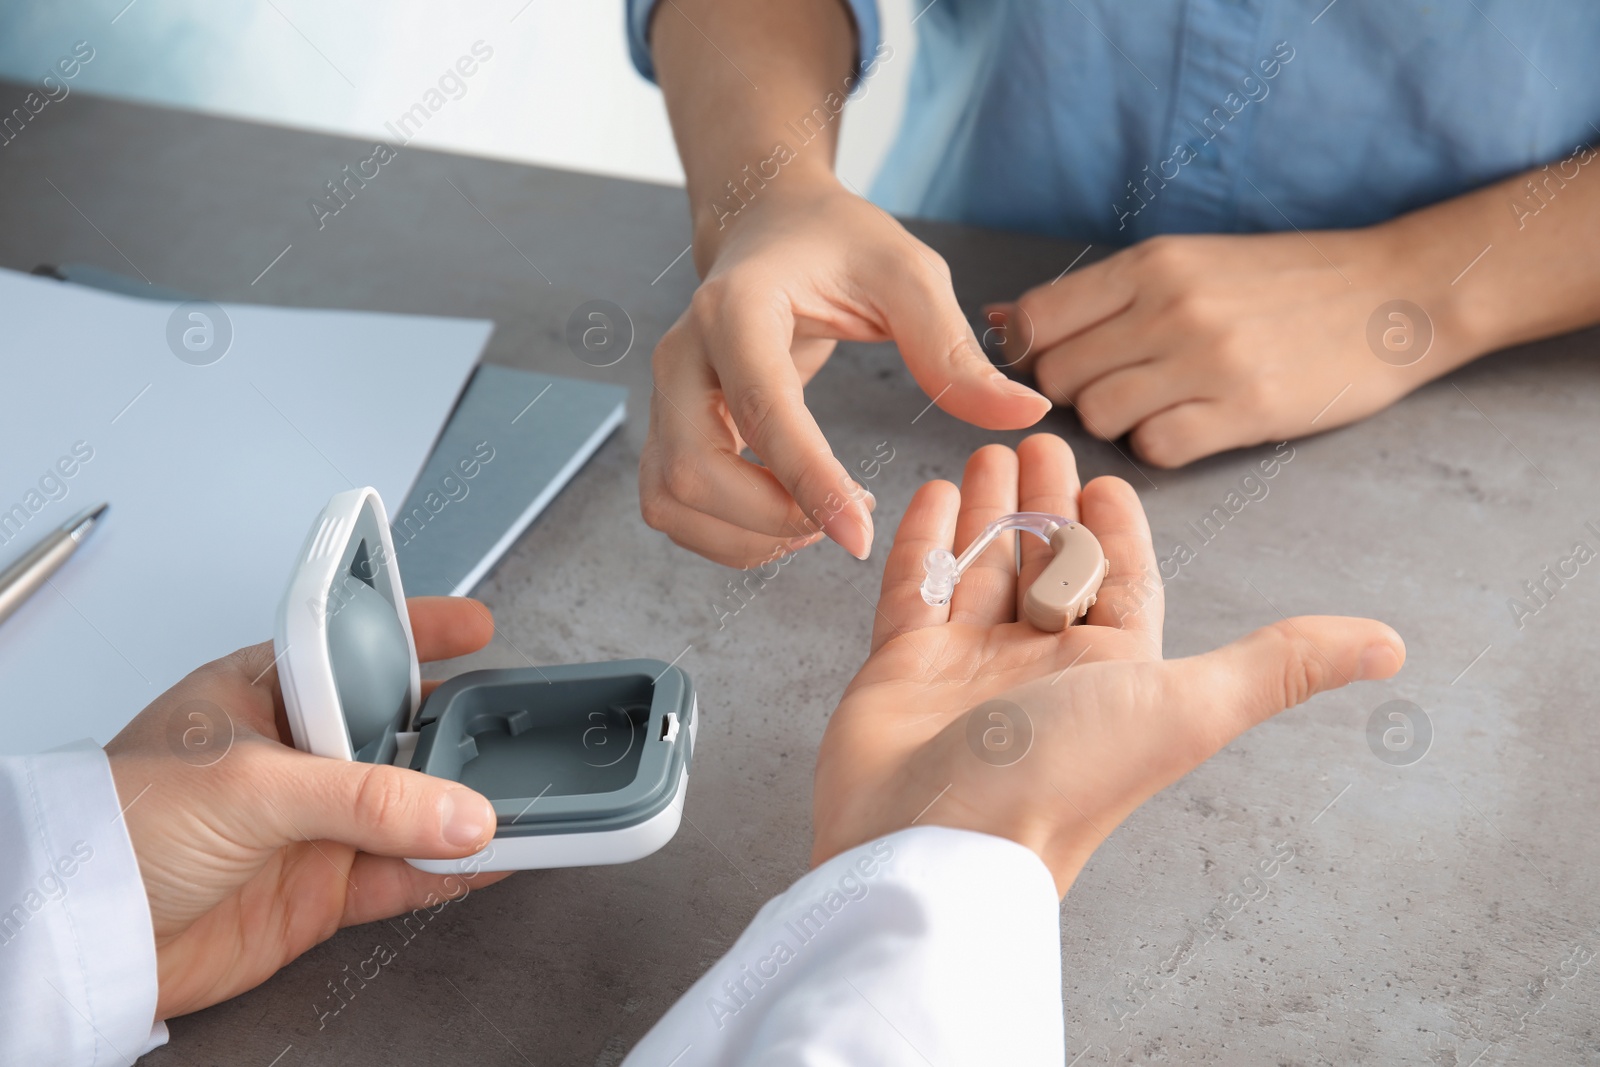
920;512;1075;606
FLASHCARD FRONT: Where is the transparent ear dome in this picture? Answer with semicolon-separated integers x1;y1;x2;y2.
920;512;1074;607
920;548;959;606
325;578;412;753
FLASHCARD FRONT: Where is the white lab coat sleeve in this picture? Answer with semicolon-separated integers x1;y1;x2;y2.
624;826;1064;1066
0;741;165;1067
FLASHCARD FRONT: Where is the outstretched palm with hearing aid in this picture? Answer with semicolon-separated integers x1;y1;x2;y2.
812;434;1406;896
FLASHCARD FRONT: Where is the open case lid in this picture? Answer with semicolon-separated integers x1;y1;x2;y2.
273;488;697;871
274;487;423;764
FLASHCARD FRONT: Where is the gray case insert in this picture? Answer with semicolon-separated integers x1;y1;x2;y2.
322;534;694;839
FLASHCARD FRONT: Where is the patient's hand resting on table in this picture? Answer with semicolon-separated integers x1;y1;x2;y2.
105;597;507;1020
812;434;1406;895
986;232;1461;468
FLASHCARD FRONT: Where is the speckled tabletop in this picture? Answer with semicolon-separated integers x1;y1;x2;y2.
2;85;1596;1066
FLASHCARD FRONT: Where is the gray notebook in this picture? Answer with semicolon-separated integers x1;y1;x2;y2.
389;363;626;596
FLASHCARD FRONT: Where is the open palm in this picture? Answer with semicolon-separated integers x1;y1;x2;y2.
813;435;1404;894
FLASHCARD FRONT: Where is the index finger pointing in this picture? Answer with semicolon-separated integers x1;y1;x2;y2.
697;283;874;559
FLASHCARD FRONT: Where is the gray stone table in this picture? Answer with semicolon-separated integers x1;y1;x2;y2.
1;85;1596;1066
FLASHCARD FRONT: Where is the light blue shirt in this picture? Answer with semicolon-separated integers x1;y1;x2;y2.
627;0;1600;243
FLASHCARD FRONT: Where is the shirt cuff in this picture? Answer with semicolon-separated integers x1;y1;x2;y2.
624;825;1064;1065
0;741;163;1065
625;0;882;83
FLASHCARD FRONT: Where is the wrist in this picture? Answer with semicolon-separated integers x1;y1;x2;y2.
1359;172;1599;366
1355;218;1492;376
908;811;1084;899
690;160;842;270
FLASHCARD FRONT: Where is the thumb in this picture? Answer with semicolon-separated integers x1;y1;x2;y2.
1165;616;1406;753
251;746;497;859
880;252;1051;430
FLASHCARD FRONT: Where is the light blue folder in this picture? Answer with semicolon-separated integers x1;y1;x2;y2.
42;263;627;599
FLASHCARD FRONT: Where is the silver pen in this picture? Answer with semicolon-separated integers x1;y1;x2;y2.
0;502;108;626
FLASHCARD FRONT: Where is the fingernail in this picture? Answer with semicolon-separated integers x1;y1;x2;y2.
1358;643;1401;681
998;376;1047;401
841;517;873;560
850;527;873;560
862;489;877;513
440;789;494;848
983;302;1014;324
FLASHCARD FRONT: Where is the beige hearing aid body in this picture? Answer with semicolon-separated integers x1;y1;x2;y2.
920;512;1109;631
1022;522;1111;631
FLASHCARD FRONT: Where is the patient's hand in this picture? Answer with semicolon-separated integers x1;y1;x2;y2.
990;230;1459;467
812;434;1405;895
105;597;507;1020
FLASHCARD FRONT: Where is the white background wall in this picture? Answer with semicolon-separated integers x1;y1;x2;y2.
0;0;915;191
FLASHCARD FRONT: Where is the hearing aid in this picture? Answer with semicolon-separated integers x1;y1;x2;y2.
920;512;1109;631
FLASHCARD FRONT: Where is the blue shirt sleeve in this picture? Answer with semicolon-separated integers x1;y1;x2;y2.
625;0;881;83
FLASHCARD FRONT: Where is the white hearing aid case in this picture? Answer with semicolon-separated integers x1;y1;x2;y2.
273;487;696;874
